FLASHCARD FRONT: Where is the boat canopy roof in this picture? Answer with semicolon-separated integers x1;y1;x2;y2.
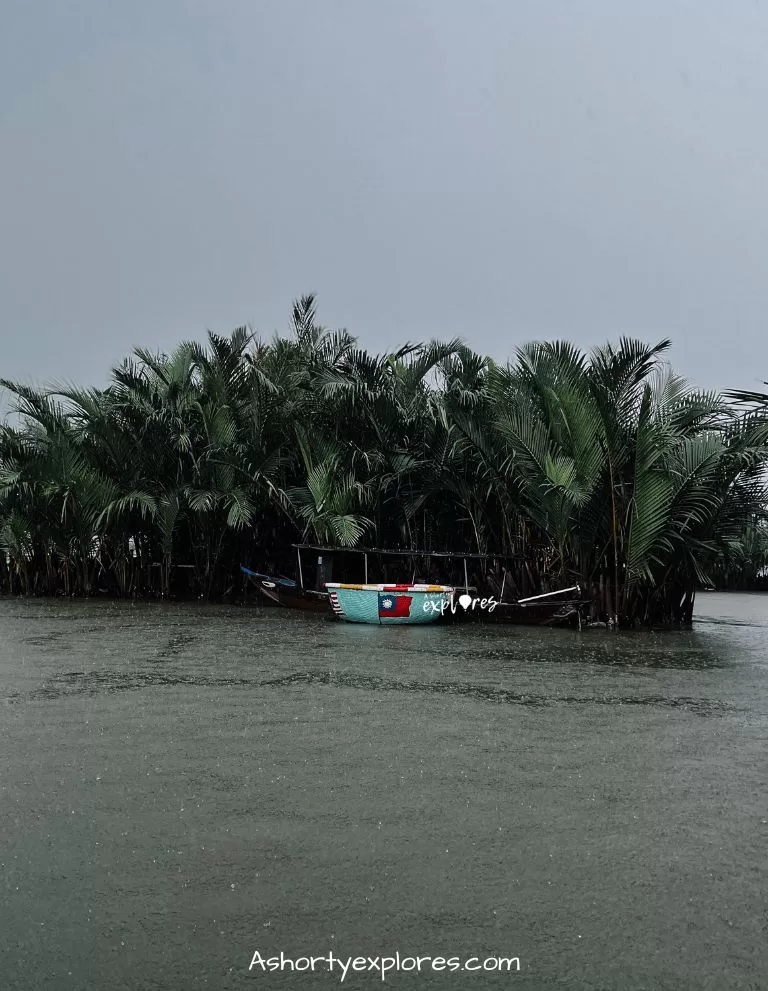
291;543;524;561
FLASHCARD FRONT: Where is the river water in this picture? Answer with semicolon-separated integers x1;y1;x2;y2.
1;593;766;989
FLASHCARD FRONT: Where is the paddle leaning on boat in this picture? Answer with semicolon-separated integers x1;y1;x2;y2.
325;583;454;625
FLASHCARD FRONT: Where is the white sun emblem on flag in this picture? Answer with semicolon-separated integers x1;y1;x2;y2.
381;597;393;609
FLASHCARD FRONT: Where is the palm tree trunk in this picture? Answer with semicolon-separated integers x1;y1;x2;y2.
609;459;620;626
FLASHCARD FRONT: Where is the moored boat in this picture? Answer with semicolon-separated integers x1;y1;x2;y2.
325;582;454;625
486;597;590;626
240;565;330;613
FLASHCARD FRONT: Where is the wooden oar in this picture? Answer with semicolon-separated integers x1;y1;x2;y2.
517;585;581;607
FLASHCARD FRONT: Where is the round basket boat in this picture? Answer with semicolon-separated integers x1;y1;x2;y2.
325;583;454;625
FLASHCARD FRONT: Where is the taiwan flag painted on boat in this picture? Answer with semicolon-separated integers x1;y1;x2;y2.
378;593;413;618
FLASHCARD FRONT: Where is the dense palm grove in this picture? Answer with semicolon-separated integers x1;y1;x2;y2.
2;296;768;624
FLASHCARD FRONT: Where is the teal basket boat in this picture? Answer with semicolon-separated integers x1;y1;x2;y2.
325;583;454;625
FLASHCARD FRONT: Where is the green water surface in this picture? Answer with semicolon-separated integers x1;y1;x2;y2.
1;593;766;989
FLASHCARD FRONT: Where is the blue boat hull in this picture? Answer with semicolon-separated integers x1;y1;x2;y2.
325;583;454;625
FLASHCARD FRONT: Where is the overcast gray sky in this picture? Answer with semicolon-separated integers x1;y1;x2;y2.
2;0;767;398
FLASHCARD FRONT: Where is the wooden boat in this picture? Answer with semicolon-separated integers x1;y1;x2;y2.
479;585;589;627
485;597;591;626
240;565;330;613
257;582;331;613
325;582;454;625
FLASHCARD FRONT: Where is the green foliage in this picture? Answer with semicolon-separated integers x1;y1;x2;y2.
2;295;768;621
